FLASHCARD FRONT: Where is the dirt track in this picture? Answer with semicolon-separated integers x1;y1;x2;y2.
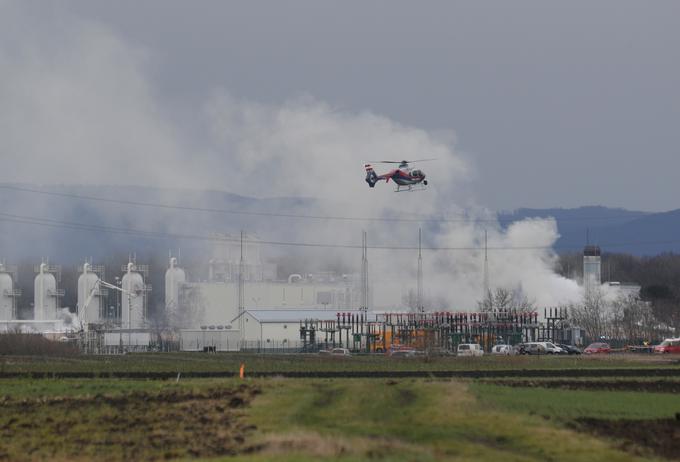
575;416;680;460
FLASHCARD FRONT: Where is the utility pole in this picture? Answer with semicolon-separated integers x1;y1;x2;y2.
483;229;489;300
238;231;245;335
417;228;423;313
361;230;368;312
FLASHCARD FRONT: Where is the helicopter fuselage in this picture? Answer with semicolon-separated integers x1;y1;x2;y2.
364;160;430;191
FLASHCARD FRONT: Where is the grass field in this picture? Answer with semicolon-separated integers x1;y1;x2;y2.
236;378;674;462
1;354;679;461
1;352;678;375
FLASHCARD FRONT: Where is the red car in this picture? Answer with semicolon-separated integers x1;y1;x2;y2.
584;342;611;354
654;338;680;354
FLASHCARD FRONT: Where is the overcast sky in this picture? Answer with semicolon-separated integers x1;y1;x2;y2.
4;1;680;212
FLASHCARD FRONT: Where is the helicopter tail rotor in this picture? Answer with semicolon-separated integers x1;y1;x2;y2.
365;164;379;187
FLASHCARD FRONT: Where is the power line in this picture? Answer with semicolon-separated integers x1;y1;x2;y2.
0;210;677;252
0;184;650;225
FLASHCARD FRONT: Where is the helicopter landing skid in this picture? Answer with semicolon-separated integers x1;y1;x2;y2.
394;184;427;192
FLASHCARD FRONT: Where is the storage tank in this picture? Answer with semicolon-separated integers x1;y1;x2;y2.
34;263;58;320
121;263;145;329
165;257;186;316
0;264;16;320
78;262;102;326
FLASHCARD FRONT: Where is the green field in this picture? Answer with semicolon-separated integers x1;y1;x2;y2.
1;352;678;375
1;354;678;461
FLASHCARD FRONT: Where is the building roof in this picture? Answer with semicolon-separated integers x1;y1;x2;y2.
231;309;368;324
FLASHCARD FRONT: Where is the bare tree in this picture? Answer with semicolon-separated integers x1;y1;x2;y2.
478;287;535;313
570;287;607;341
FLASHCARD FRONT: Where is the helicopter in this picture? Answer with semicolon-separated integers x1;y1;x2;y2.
364;159;435;192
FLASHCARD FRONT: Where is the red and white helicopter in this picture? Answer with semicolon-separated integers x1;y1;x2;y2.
364;159;435;192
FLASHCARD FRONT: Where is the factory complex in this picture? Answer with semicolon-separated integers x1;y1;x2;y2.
0;235;646;353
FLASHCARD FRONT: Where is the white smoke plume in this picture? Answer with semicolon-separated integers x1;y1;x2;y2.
0;3;582;311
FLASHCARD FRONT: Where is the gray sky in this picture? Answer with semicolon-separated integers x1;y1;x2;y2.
6;0;680;211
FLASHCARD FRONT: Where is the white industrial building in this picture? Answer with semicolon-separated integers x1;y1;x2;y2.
606;282;642;299
177;274;364;328
180;328;240;351
207;233;277;282
231;309;363;350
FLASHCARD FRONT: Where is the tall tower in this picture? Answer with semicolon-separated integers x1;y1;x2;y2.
583;245;601;296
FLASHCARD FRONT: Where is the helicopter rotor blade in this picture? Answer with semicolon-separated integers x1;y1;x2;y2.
404;158;438;163
366;158;438;164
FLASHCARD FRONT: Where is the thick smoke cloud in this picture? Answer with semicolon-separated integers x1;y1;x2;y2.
0;3;582;310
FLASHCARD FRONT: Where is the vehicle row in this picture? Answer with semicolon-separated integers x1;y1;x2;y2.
318;337;680;357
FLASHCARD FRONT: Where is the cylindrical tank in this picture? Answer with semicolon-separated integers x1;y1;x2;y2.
34;263;57;320
78;263;101;326
121;263;145;329
165;257;186;316
0;265;14;320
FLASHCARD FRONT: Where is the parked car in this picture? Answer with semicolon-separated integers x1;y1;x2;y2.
491;344;512;355
513;343;528;355
584;342;611;354
330;348;351;356
558;344;582;355
456;343;484;357
654;338;680;354
543;342;566;354
523;342;565;355
388;345;417;357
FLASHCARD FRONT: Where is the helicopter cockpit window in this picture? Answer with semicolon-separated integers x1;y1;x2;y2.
411;170;422;177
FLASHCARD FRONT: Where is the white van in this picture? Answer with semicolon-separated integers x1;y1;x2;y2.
457;343;484;357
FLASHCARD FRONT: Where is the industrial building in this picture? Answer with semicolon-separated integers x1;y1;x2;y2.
207;233;276;282
178;273;364;329
179;327;240;351
231;309;364;350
